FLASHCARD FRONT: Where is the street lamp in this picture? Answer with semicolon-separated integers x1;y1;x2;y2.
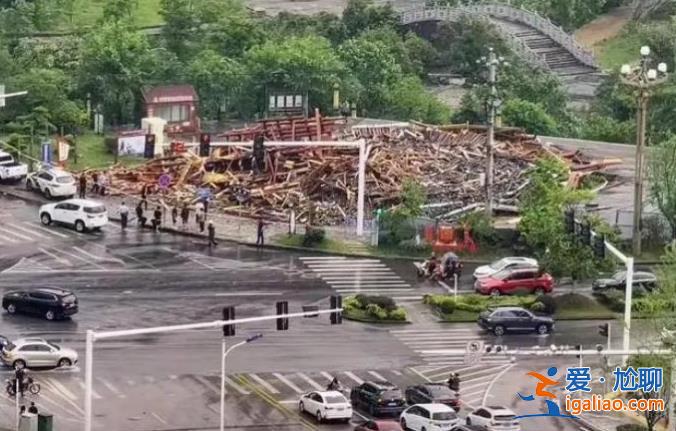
619;46;669;256
477;48;507;217
220;333;262;431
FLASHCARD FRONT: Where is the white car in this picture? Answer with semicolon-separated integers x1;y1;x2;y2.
466;406;520;431
473;257;538;279
299;390;352;423
39;199;108;232
26;167;77;198
0;150;28;182
1;338;78;369
400;403;460;431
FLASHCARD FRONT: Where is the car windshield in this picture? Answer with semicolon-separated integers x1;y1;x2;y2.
494;415;516;421
56;175;73;184
433;411;457;421
325;395;346;404
612;271;626;282
0;155;12;163
83;205;106;214
489;259;507;270
381;389;402;399
62;294;77;304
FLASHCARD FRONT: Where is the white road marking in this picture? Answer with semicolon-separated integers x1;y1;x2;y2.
189;257;215;270
0;226;32;241
463;389;485;398
39;247;72;266
299;256;347;261
52;248;105;269
224;375;250;395
144;376;155;383
320;371;335;383
249;373;280;394
408;367;432;383
342;371;363;385
46;378;77;401
151;412;168;425
335;289;414;293
98;378;125;398
273;373;303;394
7;223;50;239
194;375;220;393
22;222;70;238
296;372;323;391
77;378;102;399
321;275;402;280
391;370;402;376
368;371;387;381
72;246;105;261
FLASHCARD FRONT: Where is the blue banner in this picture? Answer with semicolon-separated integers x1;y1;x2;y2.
41;142;52;165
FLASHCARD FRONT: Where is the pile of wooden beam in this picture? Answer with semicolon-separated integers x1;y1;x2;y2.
89;124;618;224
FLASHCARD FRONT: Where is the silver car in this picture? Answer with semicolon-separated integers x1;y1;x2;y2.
1;338;78;369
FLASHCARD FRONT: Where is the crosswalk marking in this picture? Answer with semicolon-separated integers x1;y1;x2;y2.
320;371;335;384
53;248;105;269
343;371;363;385
224;375;250;395
39;247;72;266
7;223;51;239
0;226;32;241
273;373;303;394
368;371;387;381
98;378;126;398
73;246;106;261
22;222;70;238
77;378;102;399
46;378;77;401
296;372;324;391
249;373;280;394
299;256;347;261
0;232;18;243
194;375;220;394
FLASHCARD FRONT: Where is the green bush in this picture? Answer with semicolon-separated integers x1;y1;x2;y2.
530;301;546;313
388;307;407;321
302;226;326;247
397;238;432;254
459;211;495;245
355;294;397;311
424;294;538;314
366;303;388;320
535;294;557;315
594;290;625;312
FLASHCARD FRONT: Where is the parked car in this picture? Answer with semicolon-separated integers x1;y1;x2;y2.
466;406;520;431
405;383;460;411
355;420;404;431
0;150;28;183
2;287;79;321
26;167;77;199
474;268;553;296
1;338;78;369
299;390;352;423
0;335;8;349
350;381;406;417
592;271;657;293
400;404;460;431
39;198;108;232
473;257;538;279
477;307;554;336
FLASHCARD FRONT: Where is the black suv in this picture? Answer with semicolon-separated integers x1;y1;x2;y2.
405;383;460;411
592;271;657;294
2;288;78;320
477;307;554;336
350;381;406;417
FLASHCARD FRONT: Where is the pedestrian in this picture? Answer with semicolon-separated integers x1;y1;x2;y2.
447;372;460;392
256;216;266;247
136;202;146;228
119;201;129;230
207;220;217;246
196;208;205;233
180;204;189;226
28;402;37;414
20;405;26;415
171;205;178;225
153;206;162;231
98;173;107;196
78;174;87;199
91;172;99;195
202;197;209;214
15;368;25;397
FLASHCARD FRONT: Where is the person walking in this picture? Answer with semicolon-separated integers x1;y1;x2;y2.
152;206;162;232
20;405;26;415
180;204;189;226
135;202;146;228
447;372;460;392
28;402;38;414
207;221;217;247
78;174;87;198
119;202;129;229
196;208;206;233
91;172;99;195
15;368;25;397
98;173;107;196
171;205;178;225
256;216;266;247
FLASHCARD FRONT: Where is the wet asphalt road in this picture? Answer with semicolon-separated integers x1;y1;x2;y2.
0;195;650;431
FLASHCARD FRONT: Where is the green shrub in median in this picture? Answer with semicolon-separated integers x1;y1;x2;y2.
345;295;407;321
303;226;326;247
423;294;539;315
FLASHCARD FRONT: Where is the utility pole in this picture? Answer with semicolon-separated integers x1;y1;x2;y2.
620;46;668;256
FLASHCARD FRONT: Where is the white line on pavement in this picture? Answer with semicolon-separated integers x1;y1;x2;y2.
329;282;410;287
321;275;402;280
249;373;280;394
320;371;334;383
299;256;347;260
368;371;387;381
342;371;363;385
51;248;105;269
273;373;303;394
77;378;102;399
22;222;70;238
46;378;77;401
335;289;414;293
151;412;168;425
296;372;324;391
0;233;18;243
39;247;72;266
7;223;50;239
98;378;125;398
189;257;215;270
0;226;32;241
72;246;106;261
391;370;402;376
408;367;432;383
224;376;250;395
194;375;220;393
462;389;485;398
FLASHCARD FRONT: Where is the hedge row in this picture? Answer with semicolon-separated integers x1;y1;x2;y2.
423;294;557;315
344;295;407;321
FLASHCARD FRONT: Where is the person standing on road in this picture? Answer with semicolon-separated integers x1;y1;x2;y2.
136;202;146;228
256;216;266;247
28;402;37;414
78;174;87;198
91;172;99;195
98;173;107;196
447;372;460;392
171;205;178;225
207;221;217;247
180;204;190;226
15;368;25;397
119;202;129;229
152;206;162;232
196;208;206;232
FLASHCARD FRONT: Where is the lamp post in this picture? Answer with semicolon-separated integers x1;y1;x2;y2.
220;333;262;431
477;48;507;217
619;46;668;256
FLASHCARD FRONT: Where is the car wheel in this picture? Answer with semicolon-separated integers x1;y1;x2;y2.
58;358;72;368
75;220;85;233
493;325;505;336
466;418;471;426
536;324;549;335
45;309;56;321
298;401;304;413
13;360;26;370
316;411;322;423
400;418;408;431
534;287;546;296
490;288;501;297
6;303;16;314
40;213;52;225
44;188;52;199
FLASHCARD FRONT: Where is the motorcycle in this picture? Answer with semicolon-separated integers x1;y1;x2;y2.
416;253;463;281
5;378;40;396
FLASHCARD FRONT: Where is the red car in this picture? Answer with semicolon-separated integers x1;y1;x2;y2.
354;420;403;431
474;268;553;296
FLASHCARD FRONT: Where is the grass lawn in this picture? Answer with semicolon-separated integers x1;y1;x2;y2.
595;25;642;70
69;133;144;171
57;0;163;30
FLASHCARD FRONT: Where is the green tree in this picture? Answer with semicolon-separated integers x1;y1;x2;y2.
501;99;558;135
648;136;676;239
384;76;451;124
102;0;135;23
625;354;670;431
342;0;399;37
159;0;197;59
267;12;346;45
187;49;244;119
202;8;265;58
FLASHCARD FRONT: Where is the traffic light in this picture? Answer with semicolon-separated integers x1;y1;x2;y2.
579;222;591;246
599;323;609;338
222;306;235;337
199;133;211;157
276;301;289;331
575;344;582;359
144;134;156;159
594;234;605;259
330;295;342;325
564;209;575;235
